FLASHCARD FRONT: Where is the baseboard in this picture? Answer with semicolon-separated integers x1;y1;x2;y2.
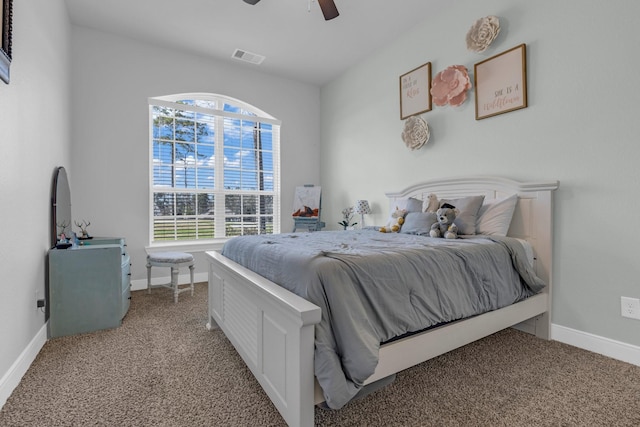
130;272;208;291
551;323;640;367
0;323;48;410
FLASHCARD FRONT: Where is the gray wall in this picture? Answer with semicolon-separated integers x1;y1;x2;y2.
1;6;321;402
320;0;640;347
69;26;321;283
0;0;71;388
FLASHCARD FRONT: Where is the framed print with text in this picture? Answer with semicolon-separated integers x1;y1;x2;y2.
474;44;527;120
400;62;431;120
1;0;13;84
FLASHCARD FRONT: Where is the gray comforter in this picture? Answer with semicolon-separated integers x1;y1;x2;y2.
221;230;545;409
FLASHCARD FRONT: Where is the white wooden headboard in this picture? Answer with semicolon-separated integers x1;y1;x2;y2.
385;176;559;299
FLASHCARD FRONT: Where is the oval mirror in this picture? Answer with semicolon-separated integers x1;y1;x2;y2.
51;167;72;248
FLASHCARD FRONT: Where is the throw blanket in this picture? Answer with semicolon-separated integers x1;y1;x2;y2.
222;230;545;409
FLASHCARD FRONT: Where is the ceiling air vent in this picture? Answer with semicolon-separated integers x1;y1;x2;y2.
232;49;265;65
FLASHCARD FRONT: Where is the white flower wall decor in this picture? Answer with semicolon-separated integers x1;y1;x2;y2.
401;116;430;151
466;15;501;53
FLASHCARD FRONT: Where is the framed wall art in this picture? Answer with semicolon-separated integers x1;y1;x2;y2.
0;0;13;83
474;44;527;120
399;62;431;119
292;185;321;218
1;0;13;84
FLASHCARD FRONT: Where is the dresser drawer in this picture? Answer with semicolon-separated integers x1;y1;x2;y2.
121;254;131;292
121;253;131;318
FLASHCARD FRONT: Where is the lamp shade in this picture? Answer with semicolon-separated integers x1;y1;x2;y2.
354;200;371;215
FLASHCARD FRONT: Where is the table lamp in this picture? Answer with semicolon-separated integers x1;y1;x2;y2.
354;200;371;229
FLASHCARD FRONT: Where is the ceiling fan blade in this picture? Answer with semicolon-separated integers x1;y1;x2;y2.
243;0;261;5
318;0;339;20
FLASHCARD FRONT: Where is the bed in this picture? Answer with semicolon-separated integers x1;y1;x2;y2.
205;176;559;427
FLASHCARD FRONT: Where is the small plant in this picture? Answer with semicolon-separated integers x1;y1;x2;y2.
338;207;357;230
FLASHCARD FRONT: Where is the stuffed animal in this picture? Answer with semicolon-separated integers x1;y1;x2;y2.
379;207;407;233
429;203;459;239
425;193;439;213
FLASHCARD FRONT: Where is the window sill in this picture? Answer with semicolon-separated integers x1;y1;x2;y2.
145;239;227;254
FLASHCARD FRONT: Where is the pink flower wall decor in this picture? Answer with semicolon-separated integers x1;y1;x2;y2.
430;65;472;107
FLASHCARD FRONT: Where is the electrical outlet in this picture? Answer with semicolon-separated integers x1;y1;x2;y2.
620;297;640;320
35;289;45;310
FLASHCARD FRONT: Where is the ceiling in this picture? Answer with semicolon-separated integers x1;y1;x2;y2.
64;0;446;86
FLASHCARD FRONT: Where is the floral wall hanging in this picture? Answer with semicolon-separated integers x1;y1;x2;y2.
401;116;430;151
430;65;471;107
466;16;500;53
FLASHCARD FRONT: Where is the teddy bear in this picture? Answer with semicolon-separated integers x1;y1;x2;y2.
429;203;459;239
379;207;407;233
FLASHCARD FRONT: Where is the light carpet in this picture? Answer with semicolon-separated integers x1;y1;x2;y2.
1;282;639;426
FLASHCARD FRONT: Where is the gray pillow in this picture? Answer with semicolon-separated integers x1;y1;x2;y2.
404;197;424;213
400;212;438;235
440;195;485;235
385;197;423;228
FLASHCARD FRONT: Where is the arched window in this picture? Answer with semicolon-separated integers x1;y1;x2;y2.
148;93;281;243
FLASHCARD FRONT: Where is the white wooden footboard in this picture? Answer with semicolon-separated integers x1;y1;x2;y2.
206;250;321;427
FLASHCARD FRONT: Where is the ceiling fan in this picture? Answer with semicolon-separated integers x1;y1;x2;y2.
242;0;339;21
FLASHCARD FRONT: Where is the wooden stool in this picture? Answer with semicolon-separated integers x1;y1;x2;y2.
146;252;195;303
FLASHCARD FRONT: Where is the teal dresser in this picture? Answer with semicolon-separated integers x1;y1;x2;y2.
49;237;131;338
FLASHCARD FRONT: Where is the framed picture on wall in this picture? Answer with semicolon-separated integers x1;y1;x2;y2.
474;44;527;120
1;0;13;84
399;62;432;119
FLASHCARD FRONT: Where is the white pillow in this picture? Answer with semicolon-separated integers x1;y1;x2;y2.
476;194;518;236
